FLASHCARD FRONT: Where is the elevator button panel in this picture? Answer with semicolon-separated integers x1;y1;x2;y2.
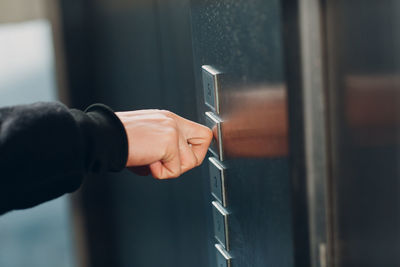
202;65;222;114
205;111;224;161
209;157;227;207
202;65;232;265
215;244;232;267
212;201;230;250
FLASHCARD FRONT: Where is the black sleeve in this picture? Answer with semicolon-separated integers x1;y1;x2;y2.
0;102;128;215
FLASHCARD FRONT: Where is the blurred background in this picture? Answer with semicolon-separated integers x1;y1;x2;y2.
0;1;74;267
0;1;399;267
0;1;206;267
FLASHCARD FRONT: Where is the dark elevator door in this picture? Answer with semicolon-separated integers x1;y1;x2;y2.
190;0;295;266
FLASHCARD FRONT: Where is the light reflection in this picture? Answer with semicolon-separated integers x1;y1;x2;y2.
213;84;288;158
345;74;400;147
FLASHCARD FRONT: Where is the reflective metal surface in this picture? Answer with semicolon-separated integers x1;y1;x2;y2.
202;65;222;114
325;1;400;266
212;201;230;250
219;84;288;158
209;157;227;206
215;243;232;267
281;0;330;266
205;111;224;160
191;0;295;266
206;80;289;159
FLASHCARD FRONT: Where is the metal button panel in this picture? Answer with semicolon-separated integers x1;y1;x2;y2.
212;201;230;250
202;65;222;114
205;111;224;161
209;157;227;207
215;243;232;267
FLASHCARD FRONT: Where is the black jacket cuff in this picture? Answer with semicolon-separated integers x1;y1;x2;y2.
70;104;128;173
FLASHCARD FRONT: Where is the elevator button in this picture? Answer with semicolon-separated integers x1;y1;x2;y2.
212;201;229;250
205;111;224;161
209;157;227;206
202;65;222;114
215;244;232;267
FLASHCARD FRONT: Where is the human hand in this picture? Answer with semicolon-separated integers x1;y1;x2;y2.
116;110;212;179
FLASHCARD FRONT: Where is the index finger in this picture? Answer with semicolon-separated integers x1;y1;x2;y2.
167;113;213;165
186;124;212;165
171;113;212;140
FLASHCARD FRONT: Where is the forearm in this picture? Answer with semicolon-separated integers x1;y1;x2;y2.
0;102;128;214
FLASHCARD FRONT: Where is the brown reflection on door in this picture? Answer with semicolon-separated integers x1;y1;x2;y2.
211;84;288;158
325;1;400;266
345;74;400;147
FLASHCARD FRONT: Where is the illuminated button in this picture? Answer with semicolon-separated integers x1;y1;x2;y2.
202;65;222;114
209;157;227;206
205;111;224;161
212;201;230;250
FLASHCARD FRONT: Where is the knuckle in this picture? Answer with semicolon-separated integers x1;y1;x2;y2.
196;156;204;166
159;109;174;117
163;116;178;128
156;174;166;179
153;173;162;179
165;128;178;143
170;170;181;178
164;127;179;143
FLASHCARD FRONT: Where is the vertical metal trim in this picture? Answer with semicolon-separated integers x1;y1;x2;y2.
282;0;331;266
298;0;330;266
